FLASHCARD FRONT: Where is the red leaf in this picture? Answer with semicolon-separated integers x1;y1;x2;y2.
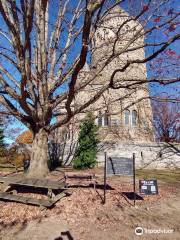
143;5;149;12
166;49;176;56
154;17;161;23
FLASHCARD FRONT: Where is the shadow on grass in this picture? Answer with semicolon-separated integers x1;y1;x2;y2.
54;231;74;240
122;192;144;200
67;183;114;190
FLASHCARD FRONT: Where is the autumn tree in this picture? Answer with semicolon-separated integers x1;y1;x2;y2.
0;0;179;177
152;98;180;143
16;130;33;145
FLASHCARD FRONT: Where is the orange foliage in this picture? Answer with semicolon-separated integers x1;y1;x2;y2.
16;130;33;144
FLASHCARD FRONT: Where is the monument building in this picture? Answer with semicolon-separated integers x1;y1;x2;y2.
55;7;162;167
72;6;154;143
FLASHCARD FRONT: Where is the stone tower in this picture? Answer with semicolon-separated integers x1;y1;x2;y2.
74;6;154;143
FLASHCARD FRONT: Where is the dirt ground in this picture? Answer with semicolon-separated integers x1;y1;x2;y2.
0;168;180;240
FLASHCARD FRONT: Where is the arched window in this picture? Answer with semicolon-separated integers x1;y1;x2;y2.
104;111;109;126
97;111;109;126
132;110;138;126
98;111;103;126
124;109;130;125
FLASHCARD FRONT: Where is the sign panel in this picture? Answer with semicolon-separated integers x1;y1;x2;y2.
139;179;158;195
106;157;133;176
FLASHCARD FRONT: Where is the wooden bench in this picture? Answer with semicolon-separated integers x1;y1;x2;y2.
0;175;70;208
64;172;97;189
0;176;66;190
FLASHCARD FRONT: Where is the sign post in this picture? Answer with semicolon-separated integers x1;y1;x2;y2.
103;153;136;205
133;153;136;206
103;152;107;204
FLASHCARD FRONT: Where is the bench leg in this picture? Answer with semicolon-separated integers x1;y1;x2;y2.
0;183;11;193
47;189;55;199
92;177;96;190
93;180;97;190
40;205;47;211
10;189;18;195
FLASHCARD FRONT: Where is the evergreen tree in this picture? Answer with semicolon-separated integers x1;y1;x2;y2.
73;112;99;169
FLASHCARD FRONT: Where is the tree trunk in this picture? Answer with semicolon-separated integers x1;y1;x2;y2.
27;128;49;178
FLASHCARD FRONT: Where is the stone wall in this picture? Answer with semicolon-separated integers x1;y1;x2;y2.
60;139;180;169
97;141;180;169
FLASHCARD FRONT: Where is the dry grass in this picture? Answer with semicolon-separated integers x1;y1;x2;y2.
136;168;180;185
0;168;180;239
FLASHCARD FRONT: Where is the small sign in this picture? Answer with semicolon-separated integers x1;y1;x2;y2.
139;179;158;195
106;157;133;176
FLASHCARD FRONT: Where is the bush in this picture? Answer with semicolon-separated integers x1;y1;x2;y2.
73;112;99;169
0;146;30;168
0;153;24;168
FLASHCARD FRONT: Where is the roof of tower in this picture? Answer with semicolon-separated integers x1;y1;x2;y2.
99;5;129;25
104;5;129;18
92;4;143;49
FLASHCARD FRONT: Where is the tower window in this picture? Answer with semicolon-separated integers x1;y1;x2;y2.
124;109;130;125
104;111;109;126
98;111;103;126
97;111;109;126
132;110;138;126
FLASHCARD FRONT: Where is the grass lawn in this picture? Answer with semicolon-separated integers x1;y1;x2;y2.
136;168;180;185
1;164;180;186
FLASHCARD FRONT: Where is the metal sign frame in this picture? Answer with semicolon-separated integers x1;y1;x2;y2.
103;152;136;205
106;156;134;176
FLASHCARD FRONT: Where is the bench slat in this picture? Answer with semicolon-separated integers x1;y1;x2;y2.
0;192;54;207
0;176;66;190
65;173;95;179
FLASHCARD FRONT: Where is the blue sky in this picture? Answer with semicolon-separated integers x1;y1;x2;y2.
121;0;180;97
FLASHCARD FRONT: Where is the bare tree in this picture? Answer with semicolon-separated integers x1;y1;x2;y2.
0;0;179;177
152;98;180;143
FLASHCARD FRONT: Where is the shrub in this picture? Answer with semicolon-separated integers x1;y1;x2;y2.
73;112;99;169
0;146;30;168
